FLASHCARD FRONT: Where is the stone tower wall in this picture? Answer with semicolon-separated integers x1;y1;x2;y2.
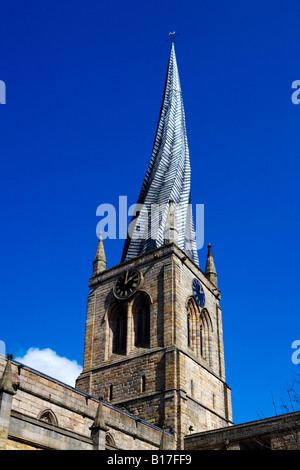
76;243;232;448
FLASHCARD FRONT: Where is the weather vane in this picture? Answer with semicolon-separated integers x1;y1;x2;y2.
166;31;180;43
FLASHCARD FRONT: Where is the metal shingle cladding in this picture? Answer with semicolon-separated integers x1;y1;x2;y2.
121;43;199;266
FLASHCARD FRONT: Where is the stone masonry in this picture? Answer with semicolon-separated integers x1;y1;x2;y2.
0;354;172;450
76;241;233;449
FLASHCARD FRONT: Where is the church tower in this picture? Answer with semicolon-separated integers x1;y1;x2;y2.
76;43;232;449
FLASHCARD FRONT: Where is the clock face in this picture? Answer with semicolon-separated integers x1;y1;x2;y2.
113;269;142;300
192;278;205;308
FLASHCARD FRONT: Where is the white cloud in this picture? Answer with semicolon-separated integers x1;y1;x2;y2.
0;340;5;357
15;348;83;387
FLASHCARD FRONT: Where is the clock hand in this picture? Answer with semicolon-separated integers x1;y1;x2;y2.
124;271;129;284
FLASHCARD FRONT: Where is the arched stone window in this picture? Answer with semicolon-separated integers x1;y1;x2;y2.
133;292;150;348
199;316;205;358
106;432;117;449
38;409;58;426
109;302;127;355
199;308;213;363
186;298;213;363
187;312;191;347
186;297;199;353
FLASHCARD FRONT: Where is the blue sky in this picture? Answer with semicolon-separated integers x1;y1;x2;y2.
1;0;300;425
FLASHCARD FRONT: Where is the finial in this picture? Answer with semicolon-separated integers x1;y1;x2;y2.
0;354;16;395
159;426;168;450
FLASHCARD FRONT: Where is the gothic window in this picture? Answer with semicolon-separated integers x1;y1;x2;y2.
109;302;127;355
186;298;213;364
133;293;150;348
114;313;127;353
186;297;199;353
187;313;191;347
199;309;213;363
200;324;203;357
106;433;117;449
38;409;58;426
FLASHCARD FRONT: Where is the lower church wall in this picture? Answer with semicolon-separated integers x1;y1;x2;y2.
0;355;172;450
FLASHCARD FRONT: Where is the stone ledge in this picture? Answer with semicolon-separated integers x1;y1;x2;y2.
80;344;231;385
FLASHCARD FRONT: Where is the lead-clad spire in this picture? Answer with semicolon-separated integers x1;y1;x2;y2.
121;43;199;265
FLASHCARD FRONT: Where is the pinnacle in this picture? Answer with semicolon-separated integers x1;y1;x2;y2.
159;426;168;450
205;244;218;288
0;354;16;395
90;396;108;431
93;232;107;275
164;200;178;245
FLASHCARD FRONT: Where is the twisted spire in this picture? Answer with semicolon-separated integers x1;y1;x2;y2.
121;43;199;265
